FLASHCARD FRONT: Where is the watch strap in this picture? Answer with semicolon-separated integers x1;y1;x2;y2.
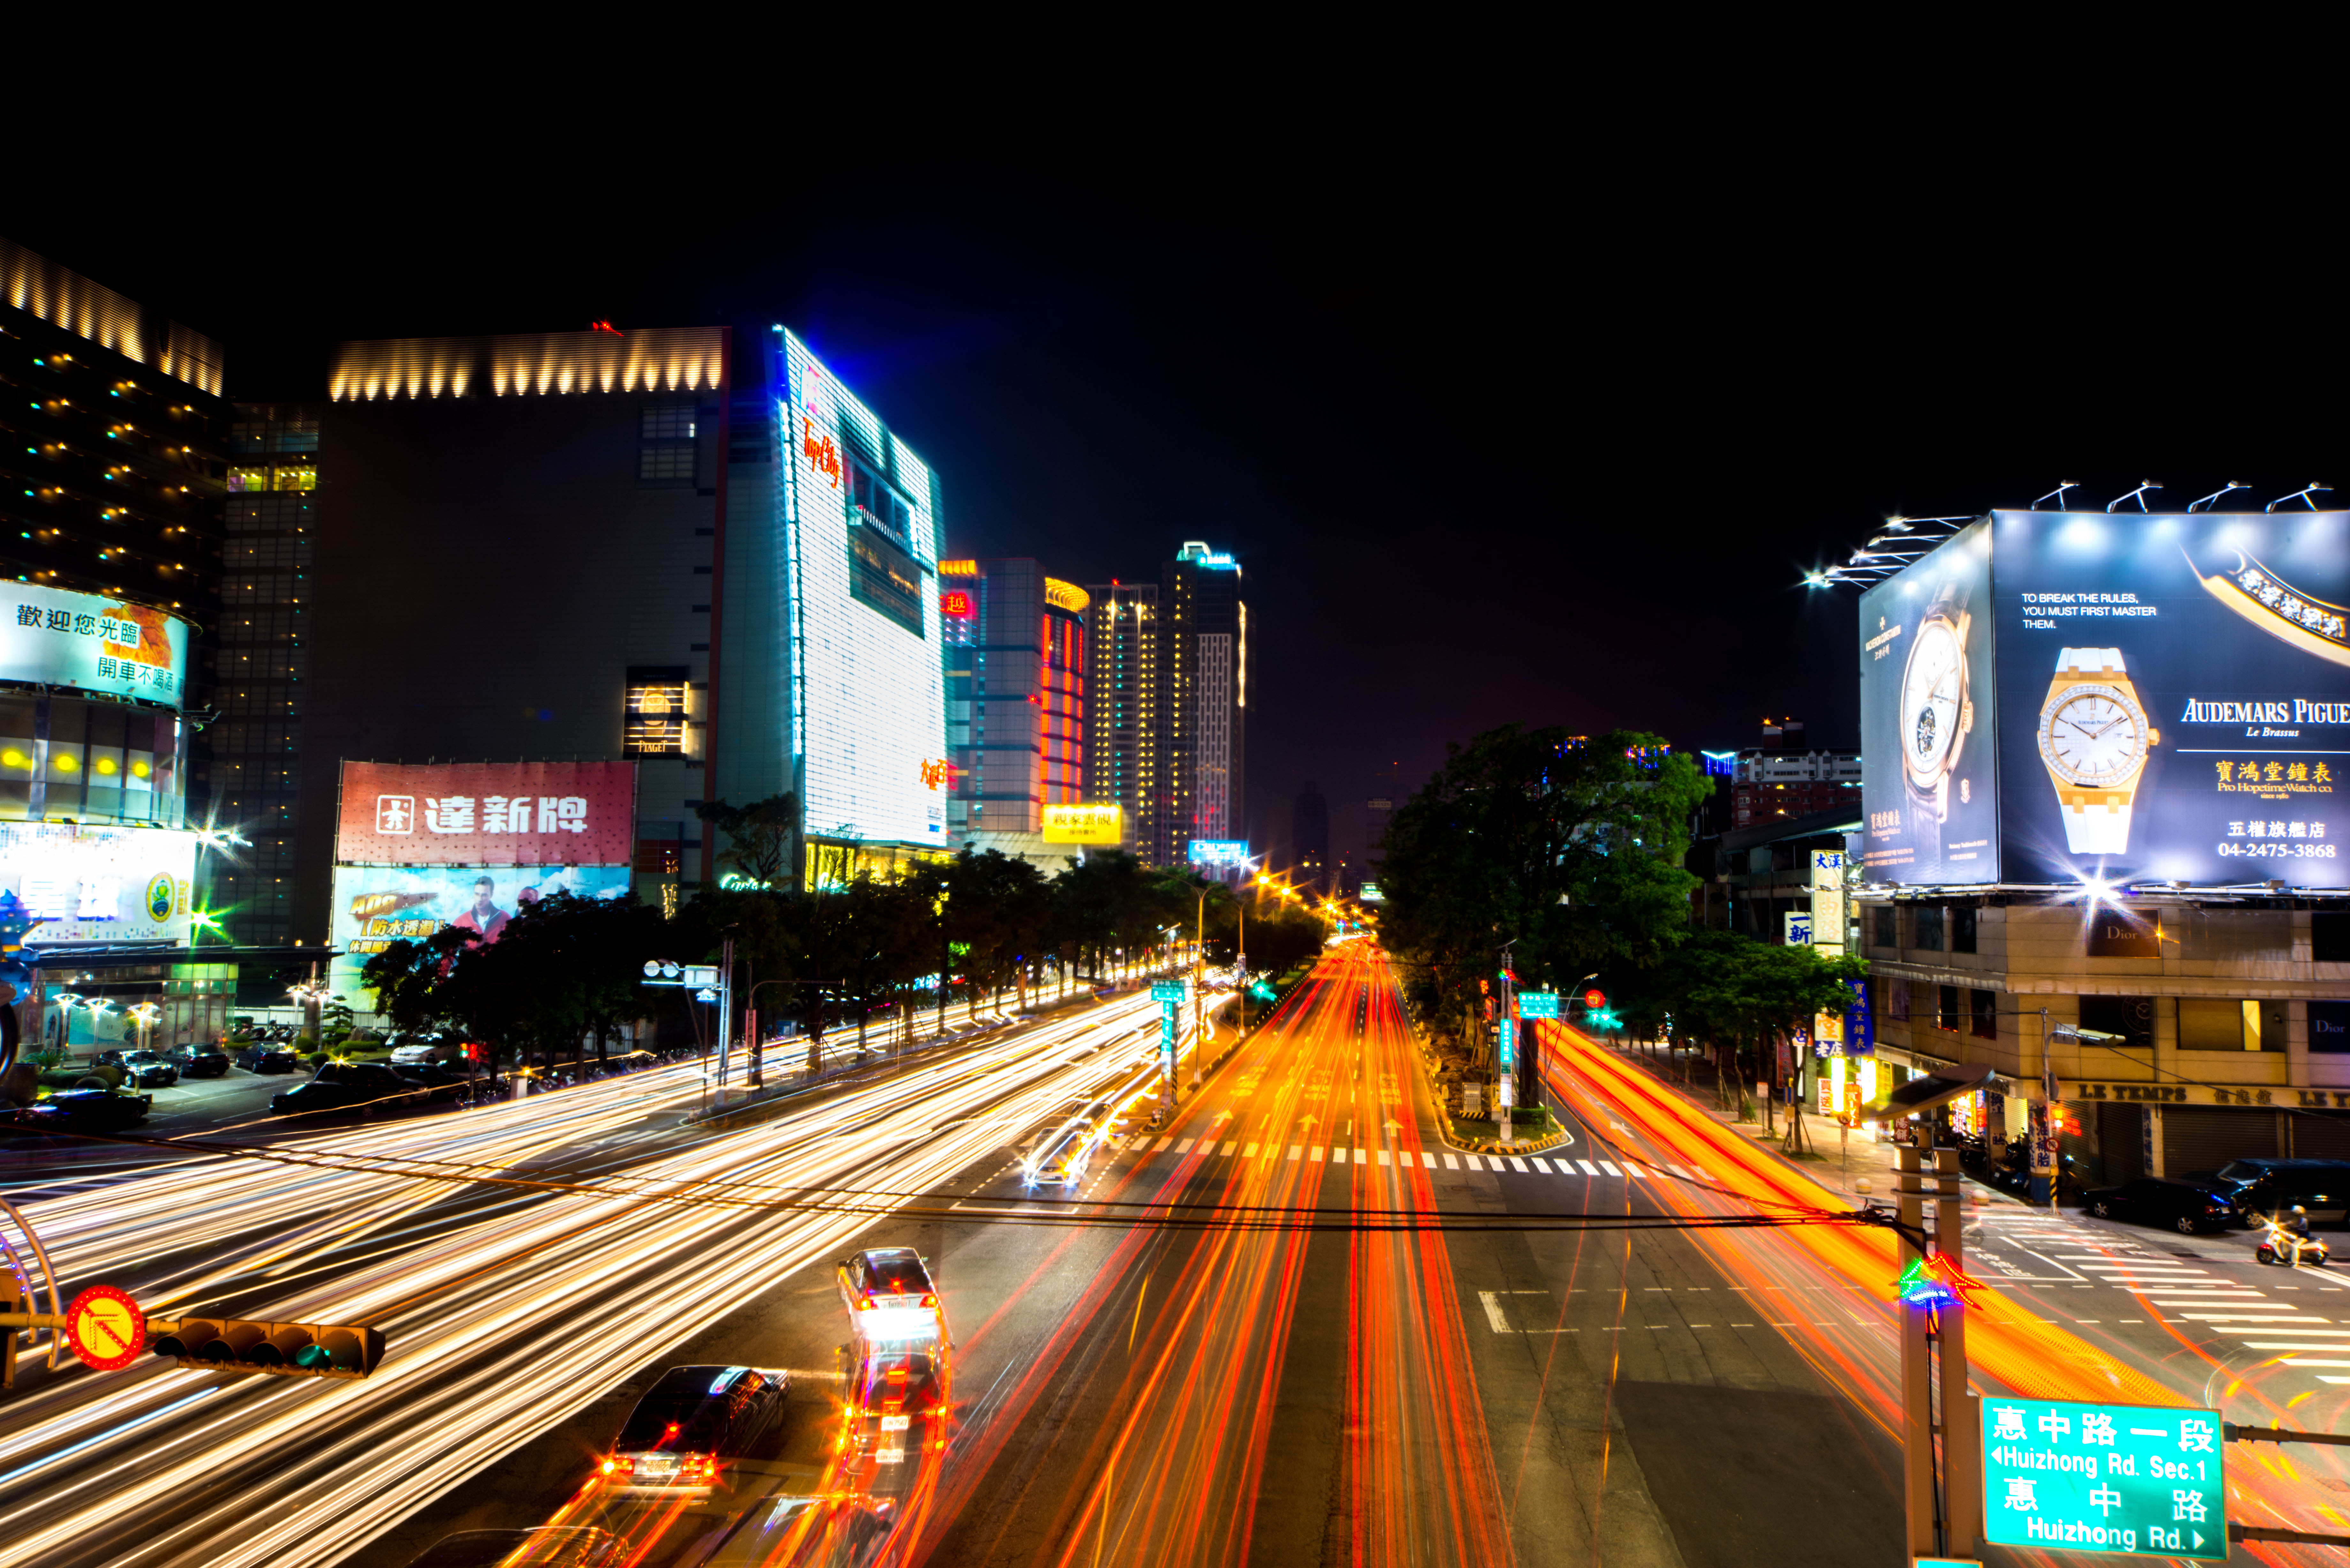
2056;646;2126;676
2062;800;2133;856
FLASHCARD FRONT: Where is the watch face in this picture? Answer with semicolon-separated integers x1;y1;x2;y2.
1901;619;1966;784
2040;683;2150;786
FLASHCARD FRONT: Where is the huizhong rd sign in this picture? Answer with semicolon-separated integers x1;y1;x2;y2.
1980;1397;2225;1560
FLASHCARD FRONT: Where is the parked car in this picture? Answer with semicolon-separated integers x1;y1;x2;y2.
2082;1176;2243;1234
173;1042;231;1079
94;1049;179;1089
389;1042;445;1068
236;1044;301;1074
269;1061;432;1117
601;1366;790;1494
400;1529;619;1568
2204;1158;2350;1226
6;1088;152;1135
393;1062;474;1103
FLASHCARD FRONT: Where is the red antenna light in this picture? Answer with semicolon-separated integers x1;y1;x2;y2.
589;320;624;336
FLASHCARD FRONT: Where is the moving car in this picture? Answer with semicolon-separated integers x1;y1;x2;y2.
94;1049;179;1089
236;1044;301;1074
2206;1158;2350;1226
2081;1176;2242;1234
841;1341;950;1467
6;1089;152;1135
400;1528;620;1568
269;1061;432;1117
1023;1097;1124;1191
601;1365;790;1494
174;1042;231;1079
838;1247;947;1346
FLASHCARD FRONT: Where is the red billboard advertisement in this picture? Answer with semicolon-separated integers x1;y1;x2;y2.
335;761;636;866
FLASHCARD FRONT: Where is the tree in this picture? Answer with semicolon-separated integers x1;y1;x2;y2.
695;795;799;890
1377;725;1710;1058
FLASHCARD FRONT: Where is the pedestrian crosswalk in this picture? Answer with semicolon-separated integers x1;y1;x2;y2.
1077;1134;1717;1184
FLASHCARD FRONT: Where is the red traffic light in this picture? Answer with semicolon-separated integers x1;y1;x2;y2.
1582;988;1606;1009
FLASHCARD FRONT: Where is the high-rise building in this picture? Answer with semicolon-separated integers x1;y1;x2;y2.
1292;779;1329;891
940;557;1086;863
289;322;948;939
1082;580;1165;859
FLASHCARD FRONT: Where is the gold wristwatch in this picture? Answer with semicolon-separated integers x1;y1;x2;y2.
2036;646;2156;856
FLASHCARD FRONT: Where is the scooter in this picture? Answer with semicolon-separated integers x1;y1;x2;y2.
2256;1222;2331;1267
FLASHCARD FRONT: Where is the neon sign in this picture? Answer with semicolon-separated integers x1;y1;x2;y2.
919;759;953;789
940;591;972;618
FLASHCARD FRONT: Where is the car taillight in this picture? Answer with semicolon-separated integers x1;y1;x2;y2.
858;1296;875;1310
603;1456;632;1476
920;1293;936;1308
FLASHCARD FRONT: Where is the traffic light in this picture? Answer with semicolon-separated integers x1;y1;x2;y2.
151;1317;385;1379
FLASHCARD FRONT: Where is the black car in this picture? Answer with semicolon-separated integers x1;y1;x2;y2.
269;1061;432;1117
2082;1176;2242;1234
603;1365;790;1494
236;1044;300;1074
173;1043;231;1079
95;1049;179;1089
6;1088;152;1135
2206;1158;2350;1226
392;1062;473;1104
401;1529;619;1568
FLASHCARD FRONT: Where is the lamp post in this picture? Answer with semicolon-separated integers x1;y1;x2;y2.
128;1002;159;1055
49;992;79;1054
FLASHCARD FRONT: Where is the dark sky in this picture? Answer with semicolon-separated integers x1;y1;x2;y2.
17;129;2342;866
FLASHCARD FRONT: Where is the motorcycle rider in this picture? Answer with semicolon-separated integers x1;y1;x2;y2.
2288;1204;2316;1265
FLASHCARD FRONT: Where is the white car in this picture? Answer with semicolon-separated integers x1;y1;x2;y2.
389;1044;442;1067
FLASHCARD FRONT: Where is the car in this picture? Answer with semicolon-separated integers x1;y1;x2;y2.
389;1043;444;1068
392;1062;474;1103
2205;1158;2350;1226
173;1043;231;1079
95;1048;180;1089
600;1365;790;1494
236;1044;301;1074
6;1088;152;1135
841;1341;950;1468
269;1061;432;1117
399;1528;620;1568
838;1247;948;1347
2082;1176;2242;1234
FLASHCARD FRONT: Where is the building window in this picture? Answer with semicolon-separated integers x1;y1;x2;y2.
624;666;690;756
1871;904;1896;949
635;838;682;875
1951;905;1977;954
226;466;271;493
639;445;695;481
642;404;697;441
1937;984;1960;1031
1914;905;1945;952
2079;994;2155;1053
272;464;317;491
1969;988;1998;1040
2317;911;2350;963
847;520;927;637
2177;997;2286;1052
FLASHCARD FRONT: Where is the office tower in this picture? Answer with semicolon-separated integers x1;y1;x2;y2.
1292;780;1329;892
1082;580;1164;859
1165;542;1247;861
939;557;1086;864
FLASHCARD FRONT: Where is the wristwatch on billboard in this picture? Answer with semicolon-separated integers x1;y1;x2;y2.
2036;646;2158;856
1899;578;1974;828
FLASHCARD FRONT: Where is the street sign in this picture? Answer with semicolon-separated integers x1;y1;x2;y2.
1151;982;1185;1002
1518;991;1560;1019
64;1284;146;1372
1981;1398;2224;1560
1497;1017;1515;1071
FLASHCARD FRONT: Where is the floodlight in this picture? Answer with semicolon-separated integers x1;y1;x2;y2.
2106;480;2163;513
2186;482;2249;512
2267;482;2333;512
2031;482;2080;510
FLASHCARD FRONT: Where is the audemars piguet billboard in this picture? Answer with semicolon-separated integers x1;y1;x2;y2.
1862;510;2350;887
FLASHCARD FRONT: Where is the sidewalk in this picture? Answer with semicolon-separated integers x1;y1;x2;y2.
1593;1037;2039;1219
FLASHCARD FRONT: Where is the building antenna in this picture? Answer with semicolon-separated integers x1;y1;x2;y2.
2030;482;2080;510
2106;480;2162;513
2187;482;2250;512
2266;482;2333;512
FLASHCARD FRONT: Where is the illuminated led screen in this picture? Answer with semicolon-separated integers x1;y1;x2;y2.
0;823;195;944
775;331;947;851
0;586;191;709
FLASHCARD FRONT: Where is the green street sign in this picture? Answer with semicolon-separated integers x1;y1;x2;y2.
1981;1397;2224;1560
1151;982;1185;1003
1518;991;1560;1019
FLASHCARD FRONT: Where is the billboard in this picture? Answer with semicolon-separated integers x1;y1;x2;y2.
0;824;194;944
1043;803;1124;844
0;586;191;709
1859;519;2000;883
332;863;633;957
335;761;635;866
1863;510;2350;888
1186;839;1250;865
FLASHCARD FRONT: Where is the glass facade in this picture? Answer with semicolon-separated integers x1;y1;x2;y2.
0;691;181;826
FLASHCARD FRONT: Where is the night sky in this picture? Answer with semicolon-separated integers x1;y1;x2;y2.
17;150;2342;867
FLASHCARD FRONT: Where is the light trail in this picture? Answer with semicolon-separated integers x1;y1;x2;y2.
0;989;1181;1568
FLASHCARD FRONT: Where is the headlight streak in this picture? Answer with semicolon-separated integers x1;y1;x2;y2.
0;993;1175;1568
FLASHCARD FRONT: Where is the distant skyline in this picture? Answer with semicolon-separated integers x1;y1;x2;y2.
18;144;2340;867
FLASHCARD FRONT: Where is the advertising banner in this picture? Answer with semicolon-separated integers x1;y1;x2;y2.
1042;803;1123;845
0;824;194;945
1859;520;2001;883
1186;839;1250;865
336;761;635;866
331;863;633;958
0;586;191;709
1990;509;2350;886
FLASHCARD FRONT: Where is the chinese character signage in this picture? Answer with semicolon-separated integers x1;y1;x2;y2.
1042;803;1124;845
1981;1397;2224;1560
332;864;634;956
336;761;636;867
1;586;190;710
1864;510;2350;888
0;824;194;945
1518;991;1560;1020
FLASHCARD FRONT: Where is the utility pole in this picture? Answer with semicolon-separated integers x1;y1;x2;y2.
1191;892;1207;1090
1496;943;1517;1145
1896;1140;1981;1562
714;934;734;1106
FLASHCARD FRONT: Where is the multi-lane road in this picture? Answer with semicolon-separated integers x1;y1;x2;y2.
10;945;2350;1565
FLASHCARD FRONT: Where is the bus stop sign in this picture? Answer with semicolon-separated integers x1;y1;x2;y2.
1981;1397;2224;1559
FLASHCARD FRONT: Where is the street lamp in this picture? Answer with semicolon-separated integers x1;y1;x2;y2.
128;1002;160;1053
